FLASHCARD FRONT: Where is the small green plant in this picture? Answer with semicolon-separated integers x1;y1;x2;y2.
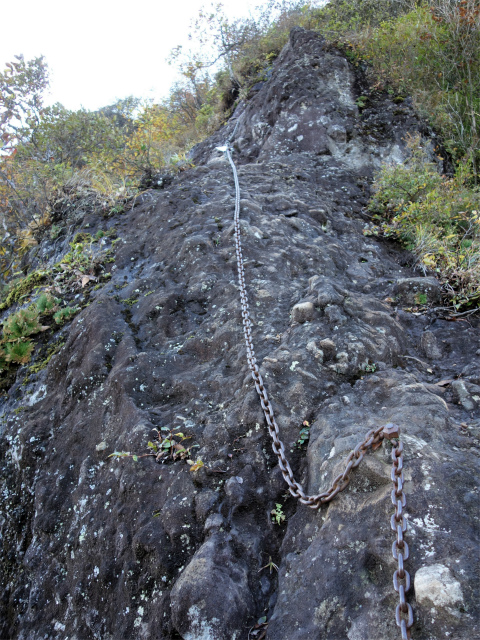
5;340;35;364
414;293;428;305
50;224;62;239
53;306;79;325
0;306;50;370
355;95;367;109
271;503;286;526
364;362;377;373
109;427;199;465
0;270;48;312
296;420;310;447
258;556;279;574
188;458;204;472
123;297;139;306
36;293;58;313
3;308;45;340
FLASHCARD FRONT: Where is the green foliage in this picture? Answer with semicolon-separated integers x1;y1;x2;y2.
0;270;47;311
0;54;49;152
307;0;414;38
109;426;200;466
3;307;44;340
53;306;79;325
369;134;480;308
36;293;56;313
0;227;116;387
0;306;44;370
4;339;34;364
296;420;310;447
271;503;286;525
359;4;479;168
369;134;444;214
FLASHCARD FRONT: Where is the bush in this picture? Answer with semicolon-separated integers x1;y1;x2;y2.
310;1;480;172
369;134;480;309
357;3;479;168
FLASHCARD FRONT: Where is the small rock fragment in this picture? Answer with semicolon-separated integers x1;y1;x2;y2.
170;535;254;640
291;301;314;323
393;277;442;305
415;564;464;609
309;278;344;307
420;331;442;359
324;305;347;326
329;351;349;374
319;339;336;360
306;340;324;363
204;514;224;534
451;380;477;411
327;124;347;144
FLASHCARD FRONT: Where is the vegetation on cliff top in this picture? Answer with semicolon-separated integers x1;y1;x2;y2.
1;0;479;311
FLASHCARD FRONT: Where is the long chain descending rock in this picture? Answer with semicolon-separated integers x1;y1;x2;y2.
390;432;414;639
218;140;413;638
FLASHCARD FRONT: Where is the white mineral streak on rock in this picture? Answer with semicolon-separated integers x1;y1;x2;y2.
25;384;47;405
184;605;222;640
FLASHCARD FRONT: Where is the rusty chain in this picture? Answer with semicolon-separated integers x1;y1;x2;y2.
220;141;412;636
386;427;414;640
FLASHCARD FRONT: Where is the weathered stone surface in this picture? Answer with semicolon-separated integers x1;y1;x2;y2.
393;277;443;305
291;301;315;323
420;330;442;359
170;532;255;640
451;379;478;412
0;28;478;640
415;564;464;609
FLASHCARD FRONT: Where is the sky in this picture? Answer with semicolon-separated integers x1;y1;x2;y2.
0;0;260;112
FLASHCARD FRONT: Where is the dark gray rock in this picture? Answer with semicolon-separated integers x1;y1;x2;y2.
170;532;255;640
451;379;478;412
393;277;443;305
0;27;478;640
291;301;315;323
420;330;442;359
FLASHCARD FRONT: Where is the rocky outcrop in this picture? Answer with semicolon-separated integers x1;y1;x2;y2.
0;29;478;640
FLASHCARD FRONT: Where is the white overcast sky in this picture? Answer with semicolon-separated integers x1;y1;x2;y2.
0;0;262;111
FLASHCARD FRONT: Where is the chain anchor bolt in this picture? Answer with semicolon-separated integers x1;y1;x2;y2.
383;423;401;440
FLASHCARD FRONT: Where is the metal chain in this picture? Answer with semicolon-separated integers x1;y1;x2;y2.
387;429;414;640
220;141;413;636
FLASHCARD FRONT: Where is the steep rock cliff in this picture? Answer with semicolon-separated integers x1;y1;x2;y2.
0;29;478;640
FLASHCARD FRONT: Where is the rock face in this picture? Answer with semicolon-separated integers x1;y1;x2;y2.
1;29;478;640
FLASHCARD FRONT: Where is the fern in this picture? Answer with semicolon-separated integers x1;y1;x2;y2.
53;306;78;325
3;308;43;340
37;293;57;313
5;339;35;364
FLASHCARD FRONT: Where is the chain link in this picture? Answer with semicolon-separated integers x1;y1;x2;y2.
222;142;413;636
385;428;414;640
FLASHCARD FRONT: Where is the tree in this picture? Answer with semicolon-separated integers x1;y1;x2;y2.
0;55;49;154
